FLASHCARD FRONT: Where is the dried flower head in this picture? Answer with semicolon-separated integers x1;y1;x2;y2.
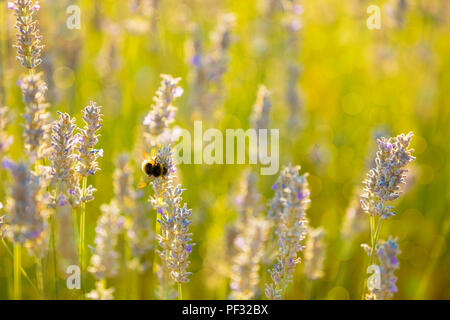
304;227;326;281
265;164;310;300
19;72;50;162
9;0;44;69
361;132;415;219
77;101;103;177
143;74;183;149
0;107;13;159
366;237;400;300
250;85;271;130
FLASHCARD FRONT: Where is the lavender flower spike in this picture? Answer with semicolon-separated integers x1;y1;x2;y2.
10;0;44;69
361;132;415;219
143;74;183;149
265;164;310;300
3;161;49;258
77;101;103;178
19;73;50;163
48;112;79;207
88;200;123;280
150;145;194;286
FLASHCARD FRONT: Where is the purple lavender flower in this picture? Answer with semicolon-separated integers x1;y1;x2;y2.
142;74;183;149
10;0;44;69
266;165;310;300
361;132;415;218
366;237;400;300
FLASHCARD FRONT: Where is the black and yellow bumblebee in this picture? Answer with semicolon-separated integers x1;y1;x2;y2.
138;150;168;188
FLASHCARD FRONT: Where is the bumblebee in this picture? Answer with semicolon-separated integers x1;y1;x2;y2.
139;150;168;188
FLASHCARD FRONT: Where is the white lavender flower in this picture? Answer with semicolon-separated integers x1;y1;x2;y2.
361;132;415;219
304;227;326;281
48;112;79;207
143;74;183;150
9;0;44;69
150;145;194;285
77;101;103;178
366;237;400;300
19;73;50;163
265;164;310;300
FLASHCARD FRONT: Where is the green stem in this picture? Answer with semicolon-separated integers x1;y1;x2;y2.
178;283;183;300
280;257;289;299
79;176;88;296
50;212;58;299
13;243;21;300
362;216;383;299
50;181;60;299
361;215;375;300
164;255;170;300
151;190;162;298
369;218;383;266
36;258;45;299
305;280;313;300
2;239;39;295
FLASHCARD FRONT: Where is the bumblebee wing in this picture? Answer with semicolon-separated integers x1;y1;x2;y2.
137;178;149;189
141;150;151;159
